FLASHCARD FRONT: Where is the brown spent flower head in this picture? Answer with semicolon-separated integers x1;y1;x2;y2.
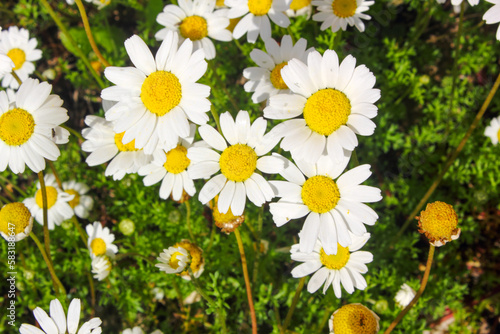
173;240;204;280
417;201;460;247
0;202;33;242
329;303;380;334
210;196;245;233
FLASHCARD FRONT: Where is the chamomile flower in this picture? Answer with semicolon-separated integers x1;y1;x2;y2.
0;26;42;89
243;35;314;104
23;174;74;230
62;180;94;219
485;115;500;144
265;50;380;163
328;303;379;334
0;202;33;242
394;283;416;308
155;0;232;60
312;0;374;33
286;0;313;17
101;32;210;154
484;0;500;41
86;221;119;259
0;79;69;174
269;154;381;255
291;232;372;297
188;110;283;215
417;201;460;247
91;255;112;281
81;115;152;180
176;240;205;280
19;298;102;334
156;246;190;274
226;0;290;43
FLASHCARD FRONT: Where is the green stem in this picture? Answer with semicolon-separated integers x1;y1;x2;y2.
252;207;263;285
210;105;222;133
11;70;22;86
72;216;88;246
61;125;84;141
37;171;52;264
87;272;96;317
48;160;63;188
286;27;296;43
281;277;306;334
0;174;28;197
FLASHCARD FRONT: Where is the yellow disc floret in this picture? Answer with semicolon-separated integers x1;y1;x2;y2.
303;88;351;136
179;15;209;41
164;145;190;174
7;48;26;70
174;240;204;275
0;108;35;146
169;251;185;270
290;0;311;10
332;304;379;334
497;129;500;142
0;202;32;235
91;238;107;256
141;71;182;117
66;189;80;209
35;186;59;209
301;175;340;213
219;144;258;182
216;0;226;6
418;201;459;246
270;62;288;90
114;132;139;152
320;245;350;269
332;0;357;18
248;0;273;16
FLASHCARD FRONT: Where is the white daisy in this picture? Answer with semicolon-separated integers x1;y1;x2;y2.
23;174;74;230
155;0;232;60
264;50;380;163
290;232;372;297
0;26;42;89
0;202;33;242
269;154;381;255
243;35;314;104
485;115;500;144
0;35;14;75
101;32;211;154
0;78;69;174
394;283;416;308
312;0;373;33
156;246;190;274
226;0;291;43
19;298;102;334
81;115;152;180
484;0;500;41
62;180;94;219
91;255;112;281
86;221;119;259
286;0;312;17
188;110;283;215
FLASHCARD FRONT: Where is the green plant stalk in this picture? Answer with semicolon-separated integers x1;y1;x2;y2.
87;272;96;316
234;228;258;334
395;71;500;240
210;105;222;133
48;160;63;188
11;70;22;86
384;244;435;334
185;200;196;243
37;171;52;264
0;174;28;197
39;0;106;89
0;194;8;205
61;125;84;141
281;276;306;334
447;2;465;124
72;216;88;246
252;207;264;285
287;27;296;43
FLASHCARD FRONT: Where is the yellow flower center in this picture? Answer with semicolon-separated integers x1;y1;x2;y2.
35;186;59;209
219;144;258;182
0;108;35;146
179;15;208;41
497;129;500;142
175;241;204;275
332;304;379;334
301;175;340;213
7;48;26;70
320;245;350;269
332;0;357;18
216;0;226;6
164;145;190;174
0;202;31;235
169;251;185;270
141;71;182;117
227;18;240;32
303;88;351;136
91;238;107;256
290;0;311;10
270;62;288;90
212;195;245;233
248;0;273;16
114;132;138;152
66;189;80;208
418;201;459;244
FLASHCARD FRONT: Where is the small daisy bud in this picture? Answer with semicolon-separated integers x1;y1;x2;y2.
329;304;380;334
119;219;135;236
173;240;204;280
0;202;33;242
417;201;460;247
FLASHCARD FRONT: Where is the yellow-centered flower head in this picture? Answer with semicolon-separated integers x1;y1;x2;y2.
248;0;273;15
114;132;139;152
179;15;209;41
330;303;379;334
290;0;311;10
301;175;341;214
164;145;191;174
35;186;59;209
174;240;204;278
0;202;32;236
417;201;460;247
66;189;80;209
219;144;258;182
320;245;350;270
7;48;26;71
140;71;182;117
270;62;288;90
332;0;357;18
0;108;35;146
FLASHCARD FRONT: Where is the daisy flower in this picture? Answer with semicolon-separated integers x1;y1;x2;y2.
0;202;33;242
243;35;314;104
101;32;211;154
19;298;102;334
329;303;379;334
269;154;381;255
0;26;42;89
138;124;197;201
312;0;374;33
86;221;119;259
394;283;416;308
155;0;232;60
0;78;69;174
264;50;380;163
291;232;372;297
485;115;500;144
156;246;190;274
0;30;14;75
176;240;205;280
188;110;283;215
91;255;112;281
484;0;500;41
23;174;74;230
417;201;460;247
286;0;313;17
226;0;291;43
62;180;94;219
81;115;152;180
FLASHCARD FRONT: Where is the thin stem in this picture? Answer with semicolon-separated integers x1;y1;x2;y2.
37;171;52;263
252;207;264;285
74;0;111;67
61;125;84;141
210;105;222;133
206;217;216;254
171;277;186;313
448;2;465;123
281;276;306;334
0;174;28;197
234;228;257;334
0;195;7;205
208;61;239;111
185;200;195;243
384;244;435;334
87;272;96;316
72;216;88;246
394;72;500;241
287;27;296;43
48;160;63;188
11;70;22;86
